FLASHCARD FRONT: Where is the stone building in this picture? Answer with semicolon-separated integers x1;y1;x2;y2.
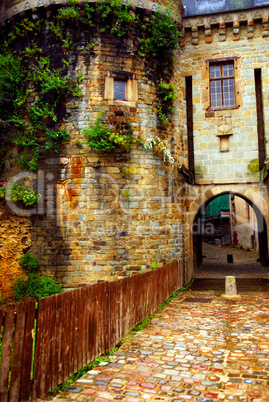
1;0;269;296
181;0;269;267
230;195;259;249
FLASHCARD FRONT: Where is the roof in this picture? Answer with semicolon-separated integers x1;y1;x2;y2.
182;0;269;17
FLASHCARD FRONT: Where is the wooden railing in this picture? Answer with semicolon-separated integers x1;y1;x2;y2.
0;260;182;401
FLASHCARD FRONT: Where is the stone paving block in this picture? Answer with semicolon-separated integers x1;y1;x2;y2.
43;290;269;402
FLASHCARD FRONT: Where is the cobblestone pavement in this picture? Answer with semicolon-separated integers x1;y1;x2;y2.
47;290;269;402
194;243;269;279
202;243;259;264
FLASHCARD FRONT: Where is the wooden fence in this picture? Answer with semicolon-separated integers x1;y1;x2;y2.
0;260;182;402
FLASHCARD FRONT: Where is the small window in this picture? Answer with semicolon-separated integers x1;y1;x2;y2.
210;62;235;109
104;71;138;106
114;80;126;100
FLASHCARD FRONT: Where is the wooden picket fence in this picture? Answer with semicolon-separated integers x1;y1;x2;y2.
0;260;182;401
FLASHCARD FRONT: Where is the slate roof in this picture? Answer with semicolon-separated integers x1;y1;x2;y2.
182;0;269;17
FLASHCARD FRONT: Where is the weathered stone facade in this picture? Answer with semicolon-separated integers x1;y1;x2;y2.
0;202;32;296
182;8;269;184
1;0;269;295
0;0;193;294
230;195;259;250
181;6;269;266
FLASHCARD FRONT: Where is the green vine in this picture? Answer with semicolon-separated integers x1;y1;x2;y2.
84;110;134;152
157;79;177;125
0;47;79;171
96;0;138;37
139;5;182;70
0;181;41;206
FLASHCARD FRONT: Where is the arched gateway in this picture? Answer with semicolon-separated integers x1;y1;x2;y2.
188;183;269;269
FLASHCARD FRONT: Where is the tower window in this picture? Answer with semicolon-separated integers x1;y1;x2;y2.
104;71;138;106
114;80;126;101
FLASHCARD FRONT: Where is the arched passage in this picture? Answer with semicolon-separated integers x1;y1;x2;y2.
192;191;268;269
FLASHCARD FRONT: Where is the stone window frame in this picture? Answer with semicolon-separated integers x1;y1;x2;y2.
104;71;138;107
209;61;235;108
203;56;241;112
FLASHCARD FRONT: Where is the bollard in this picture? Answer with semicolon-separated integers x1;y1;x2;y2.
225;276;237;296
227;254;233;263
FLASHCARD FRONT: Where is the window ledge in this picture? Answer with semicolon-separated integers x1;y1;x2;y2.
208;106;239;112
108;99;136;107
114;100;131;106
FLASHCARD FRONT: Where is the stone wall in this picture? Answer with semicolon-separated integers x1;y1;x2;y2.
0;202;32;297
29;24;188;286
231;195;259;249
182;8;269;185
0;0;192;290
31;153;188;287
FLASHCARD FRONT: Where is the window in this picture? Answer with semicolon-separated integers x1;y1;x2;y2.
210;62;235;108
114;80;126;100
104;71;137;106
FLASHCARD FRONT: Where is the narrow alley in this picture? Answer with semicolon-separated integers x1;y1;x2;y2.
44;246;269;402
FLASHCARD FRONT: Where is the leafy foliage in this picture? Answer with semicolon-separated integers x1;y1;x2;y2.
139;5;181;68
0;181;41;206
14;274;62;302
157;79;177;125
0;52;24;120
31;57;75;100
121;166;134;178
45;129;70;151
0;48;78;171
84;111;134;152
150;259;158;270
19;252;39;272
14;253;62;301
58;5;81;22
97;0;138;37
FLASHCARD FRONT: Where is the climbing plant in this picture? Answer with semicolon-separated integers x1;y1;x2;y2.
96;0;138;37
157;79;177;125
84;110;134;152
0;46;79;171
139;4;182;70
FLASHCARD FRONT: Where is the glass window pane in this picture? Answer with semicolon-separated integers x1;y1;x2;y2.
223;79;235;106
210;65;221;79
114;80;126;100
211;80;222;107
210;62;235;108
223;63;234;77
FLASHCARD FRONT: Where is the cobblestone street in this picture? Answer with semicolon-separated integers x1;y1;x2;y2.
45;246;269;402
195;243;268;279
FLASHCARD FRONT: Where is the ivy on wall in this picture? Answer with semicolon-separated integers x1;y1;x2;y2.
84;110;134;152
0;47;80;171
0;0;182;168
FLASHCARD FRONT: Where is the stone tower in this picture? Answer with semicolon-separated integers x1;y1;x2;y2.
0;0;192;294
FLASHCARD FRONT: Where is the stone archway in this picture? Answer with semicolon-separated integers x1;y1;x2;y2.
188;183;269;269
